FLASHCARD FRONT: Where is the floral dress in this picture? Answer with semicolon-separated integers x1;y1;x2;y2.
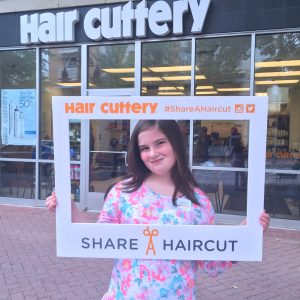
98;181;232;300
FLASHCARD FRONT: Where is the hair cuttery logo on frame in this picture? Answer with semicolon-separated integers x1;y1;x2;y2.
64;101;158;114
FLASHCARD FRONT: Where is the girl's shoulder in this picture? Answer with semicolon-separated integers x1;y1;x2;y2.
105;178;129;197
193;186;208;198
193;186;213;207
108;177;139;195
104;179;133;204
109;178;131;192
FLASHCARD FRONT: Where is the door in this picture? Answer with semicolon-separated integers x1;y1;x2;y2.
84;89;135;210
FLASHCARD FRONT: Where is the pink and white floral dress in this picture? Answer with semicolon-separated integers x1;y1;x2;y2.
98;181;232;300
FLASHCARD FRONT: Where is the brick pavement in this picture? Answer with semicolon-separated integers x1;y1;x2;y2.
0;204;300;300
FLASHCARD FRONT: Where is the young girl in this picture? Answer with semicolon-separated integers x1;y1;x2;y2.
46;120;270;300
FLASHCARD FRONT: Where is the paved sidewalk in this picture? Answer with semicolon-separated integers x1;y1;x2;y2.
0;205;300;300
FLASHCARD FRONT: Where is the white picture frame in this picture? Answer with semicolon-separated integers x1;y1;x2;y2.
53;96;268;261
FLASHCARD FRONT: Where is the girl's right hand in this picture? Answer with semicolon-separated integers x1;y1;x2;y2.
45;191;57;212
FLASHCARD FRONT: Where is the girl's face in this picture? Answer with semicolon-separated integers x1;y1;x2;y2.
138;125;176;177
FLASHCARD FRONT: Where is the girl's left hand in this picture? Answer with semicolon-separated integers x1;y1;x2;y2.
259;210;270;232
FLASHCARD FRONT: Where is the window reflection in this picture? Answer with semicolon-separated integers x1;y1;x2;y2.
255;32;300;170
40;47;81;159
193;169;247;216
142;40;191;96
69;121;81;161
39;163;54;200
88;44;135;89
71;164;80;202
265;172;300;219
195;36;251;96
177;120;190;158
89;120;130;193
0;161;35;198
193;120;249;168
39;163;80;202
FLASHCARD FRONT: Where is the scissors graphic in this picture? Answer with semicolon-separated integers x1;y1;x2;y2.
143;226;159;255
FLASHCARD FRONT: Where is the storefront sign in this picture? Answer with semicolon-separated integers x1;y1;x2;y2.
53;96;268;261
1;89;36;145
20;0;211;44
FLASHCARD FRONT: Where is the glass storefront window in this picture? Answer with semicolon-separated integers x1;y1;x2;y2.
265;172;300;219
88;44;135;89
40;47;81;159
0;32;297;222
39;163;80;202
0;161;35;199
195;36;251;96
69;121;81;161
39;163;54;200
193;169;248;216
255;32;300;171
142;40;191;96
192;120;249;170
177;120;190;159
0;49;36;158
89;120;130;193
70;163;81;202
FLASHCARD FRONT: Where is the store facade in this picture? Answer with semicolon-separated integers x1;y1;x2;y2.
0;0;300;227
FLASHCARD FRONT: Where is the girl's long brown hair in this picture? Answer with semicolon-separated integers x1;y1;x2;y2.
104;120;200;206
